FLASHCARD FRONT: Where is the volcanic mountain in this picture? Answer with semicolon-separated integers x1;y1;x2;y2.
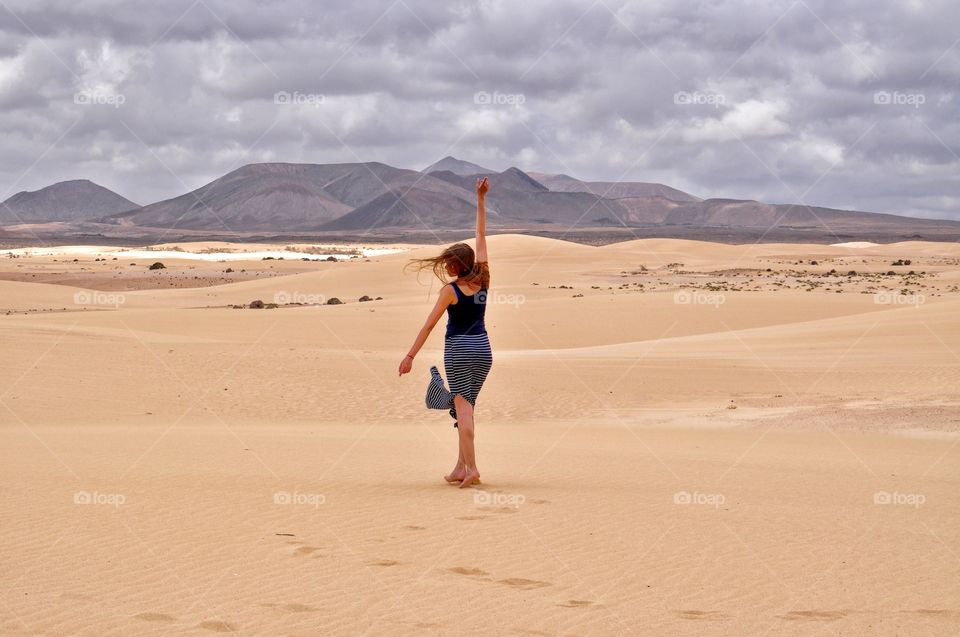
0;179;139;224
528;172;701;203
104;162;472;232
422;155;494;176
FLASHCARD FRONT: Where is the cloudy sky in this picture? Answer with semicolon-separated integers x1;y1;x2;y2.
0;0;957;219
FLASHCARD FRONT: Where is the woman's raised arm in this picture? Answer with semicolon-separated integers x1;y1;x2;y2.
475;177;489;263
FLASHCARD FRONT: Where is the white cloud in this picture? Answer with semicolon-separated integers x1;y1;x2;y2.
679;100;790;143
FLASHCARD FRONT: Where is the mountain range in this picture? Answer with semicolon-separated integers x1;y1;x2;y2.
2;157;959;242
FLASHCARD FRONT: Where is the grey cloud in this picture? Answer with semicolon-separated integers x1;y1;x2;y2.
0;0;956;220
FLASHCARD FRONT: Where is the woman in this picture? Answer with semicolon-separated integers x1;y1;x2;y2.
398;177;492;488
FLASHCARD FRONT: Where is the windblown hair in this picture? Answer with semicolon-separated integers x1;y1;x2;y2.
407;242;490;288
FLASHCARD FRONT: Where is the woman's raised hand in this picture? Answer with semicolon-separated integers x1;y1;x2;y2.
476;176;489;197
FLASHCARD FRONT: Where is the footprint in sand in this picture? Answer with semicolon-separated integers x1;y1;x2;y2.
558;600;595;608
281;603;318;613
477;506;519;514
778;610;847;621
198;620;237;632
369;559;401;567
404;525;426;531
676;610;728;620
134;612;176;623
292;546;321;556
456;515;488;520
498;578;552;590
909;609;957;618
448;566;489;577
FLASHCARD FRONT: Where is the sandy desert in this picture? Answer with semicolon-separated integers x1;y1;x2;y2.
1;234;958;636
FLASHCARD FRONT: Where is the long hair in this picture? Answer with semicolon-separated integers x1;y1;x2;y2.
407;242;489;287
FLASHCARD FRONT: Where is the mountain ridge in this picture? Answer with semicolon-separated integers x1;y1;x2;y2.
2;157;959;242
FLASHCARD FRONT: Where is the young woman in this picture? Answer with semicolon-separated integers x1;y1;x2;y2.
398;177;492;488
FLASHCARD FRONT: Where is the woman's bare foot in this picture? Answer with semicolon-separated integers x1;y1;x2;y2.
444;469;466;483
458;469;481;488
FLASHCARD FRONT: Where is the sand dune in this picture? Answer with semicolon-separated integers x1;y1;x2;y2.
1;235;957;635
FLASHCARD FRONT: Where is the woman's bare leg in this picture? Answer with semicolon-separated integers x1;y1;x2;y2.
453;395;480;488
444;446;465;483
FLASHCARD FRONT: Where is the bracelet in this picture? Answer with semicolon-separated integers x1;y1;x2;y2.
404;354;414;359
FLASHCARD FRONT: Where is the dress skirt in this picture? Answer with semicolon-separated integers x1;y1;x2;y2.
443;332;493;425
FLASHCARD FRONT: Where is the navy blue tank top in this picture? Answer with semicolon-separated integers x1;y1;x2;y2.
445;282;488;337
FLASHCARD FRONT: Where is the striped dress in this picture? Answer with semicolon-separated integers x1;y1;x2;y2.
425;265;493;426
